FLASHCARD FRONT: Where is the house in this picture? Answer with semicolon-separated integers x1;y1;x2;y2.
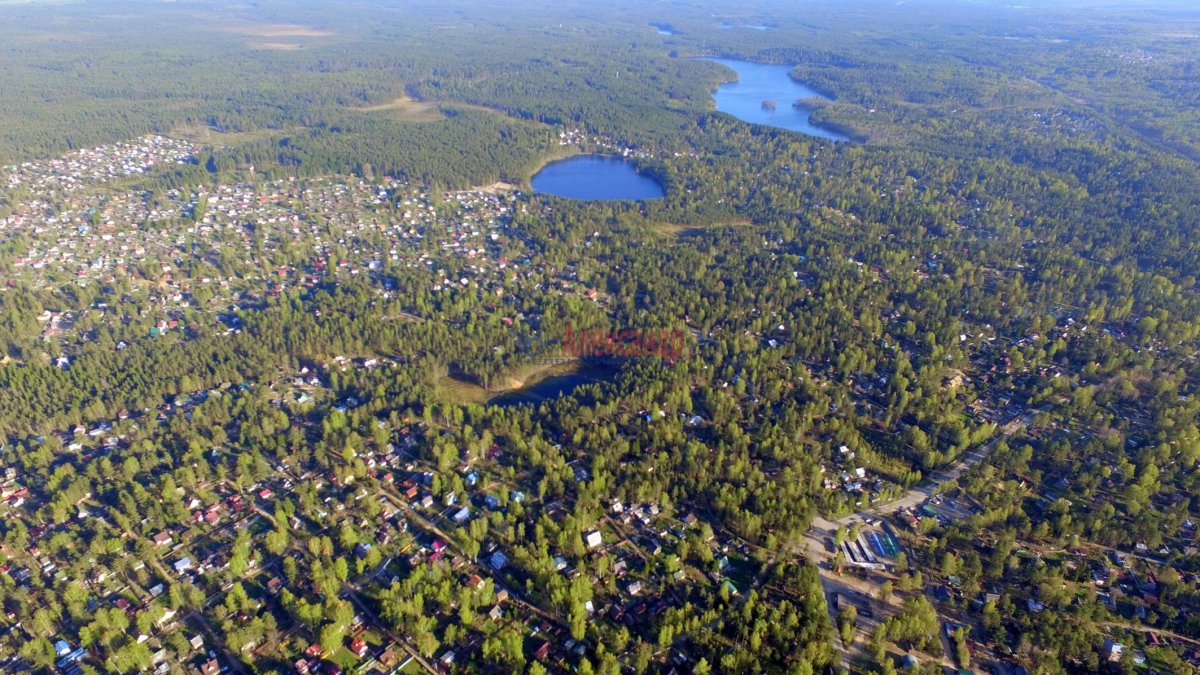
585;530;603;549
488;604;504;621
173;557;193;574
199;659;220;675
1104;639;1125;663
466;574;486;591
189;635;204;651
490;551;508;570
294;659;311;675
267;577;283;595
534;641;552;661
349;637;369;658
452;507;470;524
627;580;643;595
152;531;173;546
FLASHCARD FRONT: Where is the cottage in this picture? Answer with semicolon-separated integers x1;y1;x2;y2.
349;637;369;658
584;530;603;550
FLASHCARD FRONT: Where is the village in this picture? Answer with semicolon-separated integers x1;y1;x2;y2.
3;134;1199;675
0;365;782;674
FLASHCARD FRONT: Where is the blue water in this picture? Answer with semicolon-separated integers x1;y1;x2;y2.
719;23;773;31
704;58;849;141
531;155;665;201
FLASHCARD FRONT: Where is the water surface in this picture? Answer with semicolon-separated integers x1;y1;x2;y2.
705;58;848;141
531;155;665;201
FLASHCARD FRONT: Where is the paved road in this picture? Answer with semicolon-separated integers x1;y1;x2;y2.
800;415;1030;670
811;415;1029;535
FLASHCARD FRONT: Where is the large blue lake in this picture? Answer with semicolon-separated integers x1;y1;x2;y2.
705;58;849;141
531;155;665;201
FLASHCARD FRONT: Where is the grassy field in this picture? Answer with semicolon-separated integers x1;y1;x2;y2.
437;360;583;405
347;95;445;122
169;124;294;145
649;219;752;239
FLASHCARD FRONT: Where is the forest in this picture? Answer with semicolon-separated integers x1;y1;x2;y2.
1;0;1199;673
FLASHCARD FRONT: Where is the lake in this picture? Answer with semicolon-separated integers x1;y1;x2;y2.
531;155;665;201
704;58;849;141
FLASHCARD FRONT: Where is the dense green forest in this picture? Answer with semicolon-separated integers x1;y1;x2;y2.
1;0;1200;673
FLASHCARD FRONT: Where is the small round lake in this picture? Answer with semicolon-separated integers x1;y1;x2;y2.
531;155;665;201
705;58;849;141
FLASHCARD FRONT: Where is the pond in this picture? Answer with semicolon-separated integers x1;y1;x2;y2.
531;154;665;201
704;57;849;141
719;23;774;31
488;363;613;408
